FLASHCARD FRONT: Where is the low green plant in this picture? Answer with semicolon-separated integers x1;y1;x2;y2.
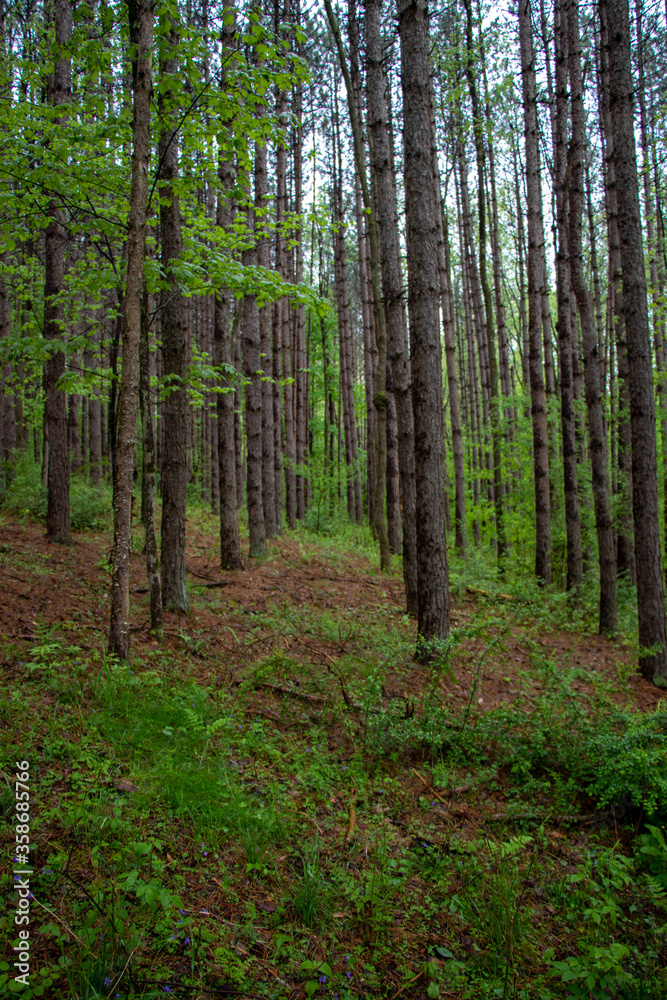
585;710;667;816
636;824;667;894
546;942;631;999
1;453;111;530
292;843;330;929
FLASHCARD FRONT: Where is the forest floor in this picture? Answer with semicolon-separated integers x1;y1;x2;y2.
1;508;666;1000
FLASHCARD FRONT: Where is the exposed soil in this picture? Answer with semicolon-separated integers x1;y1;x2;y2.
0;515;659;715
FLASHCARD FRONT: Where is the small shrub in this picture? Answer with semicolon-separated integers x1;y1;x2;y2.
2;453;111;530
2;452;46;519
585;710;667;817
636;824;667;893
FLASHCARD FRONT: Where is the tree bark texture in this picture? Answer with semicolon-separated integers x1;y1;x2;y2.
44;0;72;544
554;0;583;593
243;145;267;559
109;0;153;659
158;27;189;613
567;0;616;634
140;289;162;635
215;7;242;569
518;0;552;584
326;0;391;570
597;13;635;581
398;0;450;651
365;0;418;611
599;0;667;683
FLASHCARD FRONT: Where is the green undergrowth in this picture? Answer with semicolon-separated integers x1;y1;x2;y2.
1;530;666;999
1;453;112;532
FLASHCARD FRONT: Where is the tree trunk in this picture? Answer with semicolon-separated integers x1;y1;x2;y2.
326;0;391;569
109;0;153;659
567;0;616;634
44;0;72;544
365;0;418;611
597;14;635;581
433;143;466;558
293;74;307;524
243;144;267;559
214;2;242;570
140;288;162;635
256;139;276;538
554;0;582;594
462;0;505;566
599;0;667;684
635;0;667;582
158;25;189;613
397;0;450;652
518;0;552;584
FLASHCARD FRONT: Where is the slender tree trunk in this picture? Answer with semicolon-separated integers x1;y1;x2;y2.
512;138;530;391
554;0;582;593
567;0;616;634
365;0;418;610
243;144;267;559
44;0;72;544
280;239;296;532
599;0;667;683
293;76;307;523
397;0;450;652
385;385;401;554
109;0;153;659
234;317;243;508
256;139;276;538
433;146;466;557
140;289;162;635
597;14;635;581
158;25;189;613
215;2;242;570
518;0;552;584
326;0;391;569
635;0;667;582
462;0;505;565
0;271;10;489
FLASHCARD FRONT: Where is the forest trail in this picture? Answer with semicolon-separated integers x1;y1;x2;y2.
0;514;658;717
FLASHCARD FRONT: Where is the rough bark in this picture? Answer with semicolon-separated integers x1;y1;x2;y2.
365;0;418;611
518;0;552;584
599;0;667;684
44;0;72;544
567;0;616;634
255;139;276;538
293;73;307;524
597;13;635;581
214;4;242;569
326;0;391;569
158;25;189;613
243;145;267;559
431;116;465;556
109;0;153;659
554;0;583;593
462;0;505;565
397;0;450;652
278;148;296;529
140;289;162;635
